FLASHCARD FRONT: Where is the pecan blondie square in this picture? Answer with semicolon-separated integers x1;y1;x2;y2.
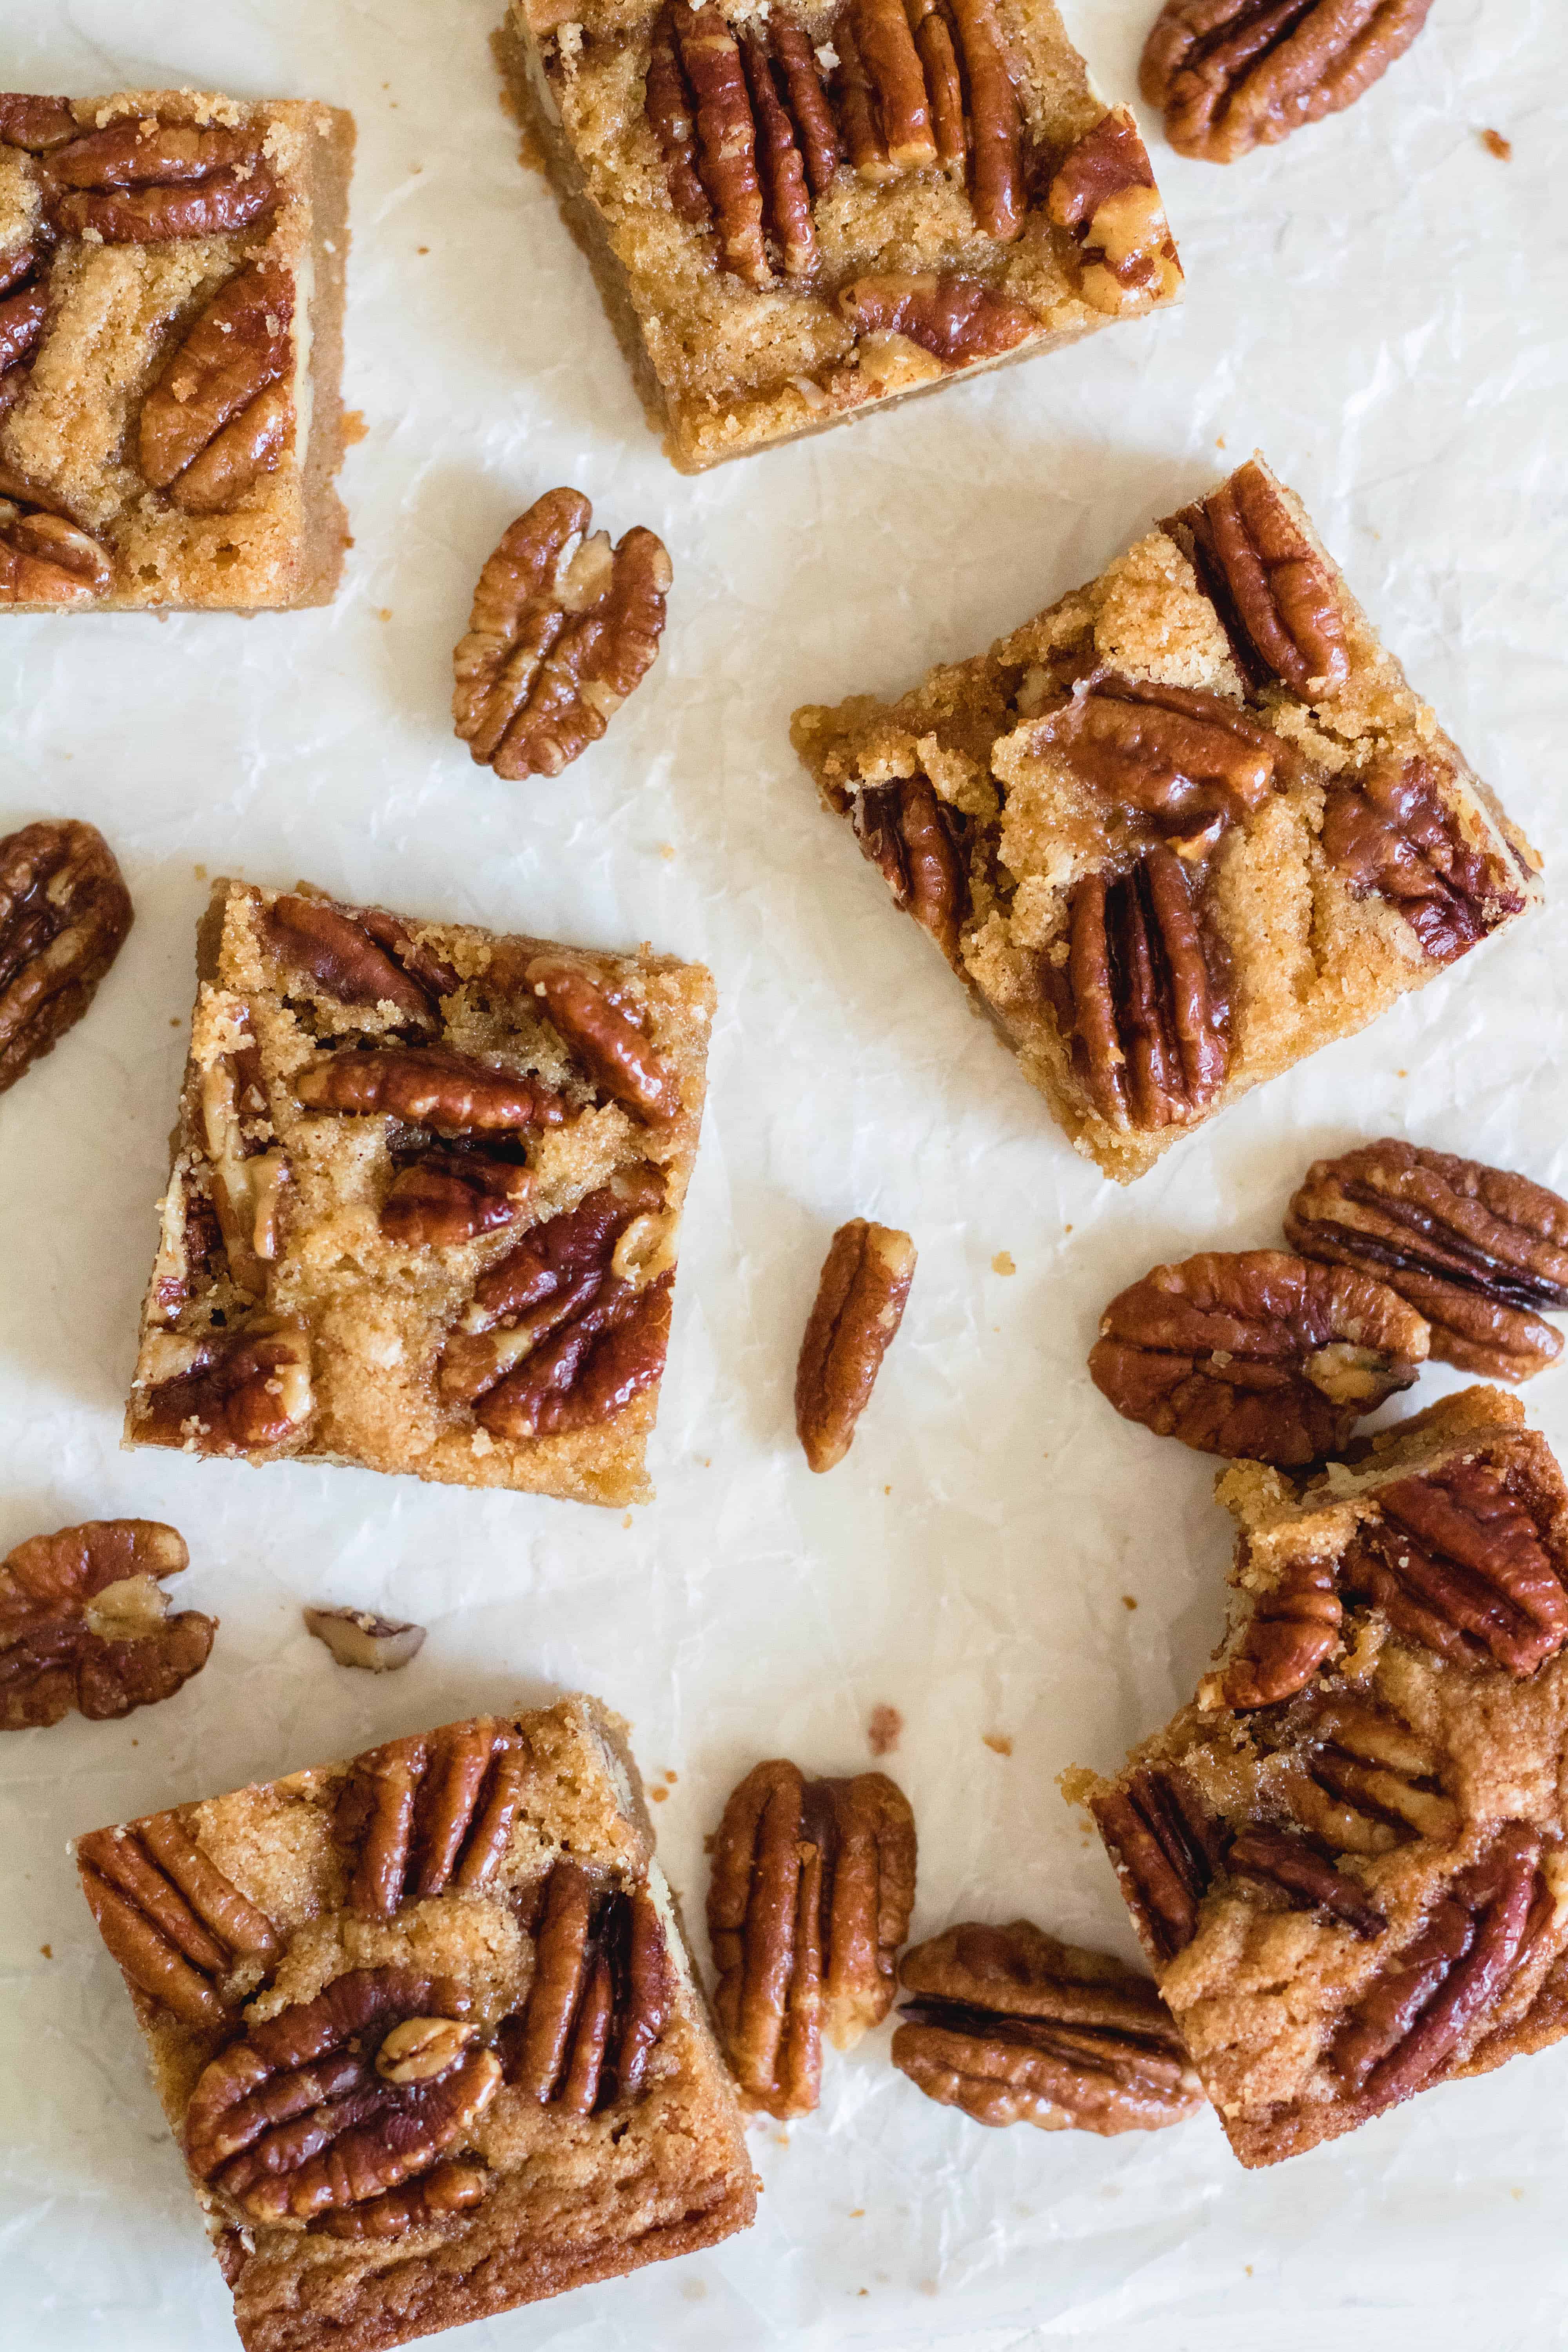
1070;1388;1568;2165
76;1694;756;2351
793;456;1541;1182
124;880;713;1506
501;0;1181;471
0;87;351;610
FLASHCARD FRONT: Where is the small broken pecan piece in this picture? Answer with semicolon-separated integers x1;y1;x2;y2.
1286;1140;1568;1381
453;490;671;783
263;893;452;1025
304;1607;427;1672
893;1918;1202;2132
795;1218;917;1472
1046;107;1181;314
1331;1822;1539;2109
1089;1249;1428;1465
1091;1766;1224;1960
1051;848;1230;1132
1319;755;1526;965
505;1860;671;2111
851;775;971;963
0;819;132;1093
1142;0;1436;166
1344;1456;1568;1678
1227;1822;1384;1938
708;1759;917;2118
46;117;278;242
185;1966;501;2224
138;263;293;512
134;1313;313;1455
1210;1548;1342;1708
1;1519;211;1732
1163;459;1347;695
336;1719;531;1915
297;1043;566;1134
838;272;1036;366
1282;1695;1458;1856
524;955;682;1123
78;1804;279;2029
0;95;79;153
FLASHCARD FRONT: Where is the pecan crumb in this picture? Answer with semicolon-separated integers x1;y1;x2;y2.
1480;127;1511;160
867;1703;904;1756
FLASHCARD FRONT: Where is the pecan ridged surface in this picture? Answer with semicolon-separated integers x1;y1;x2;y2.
46;117;278;241
1227;1822;1384;1937
1345;1457;1568;1678
314;2160;488;2241
523;955;683;1123
708;1759;916;2117
1031;675;1279;852
1089;1249;1428;1465
381;1147;535;1247
78;1804;279;2029
837;271;1036;365
1287;1142;1568;1381
297;1043;566;1134
1092;1766;1224;1960
1045;107;1181;314
795;1218;917;1472
1141;0;1435;165
263;893;455;1025
453;491;671;783
504;1860;671;2112
1320;757;1526;964
336;1719;532;1916
1;1519;211;1731
1283;1695;1457;1856
135;1313;313;1454
138;263;293;512
0;95;80;153
1213;1550;1342;1708
1164;460;1347;695
0;820;131;1090
0;507;114;604
893;1918;1202;2132
851;774;971;963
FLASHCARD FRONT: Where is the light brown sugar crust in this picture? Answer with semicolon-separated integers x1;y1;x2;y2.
500;1;1181;472
0;88;352;610
792;456;1542;1183
1067;1388;1568;2167
123;880;715;1505
75;1695;757;2352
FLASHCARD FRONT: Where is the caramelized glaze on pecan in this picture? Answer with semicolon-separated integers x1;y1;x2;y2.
1164;459;1347;695
1286;1140;1568;1381
1046;107;1181;314
134;1313;312;1454
0;819;131;1090
0;507;113;604
1345;1457;1568;1678
1282;1695;1457;1857
1030;675;1279;852
336;1719;532;1916
524;956;683;1122
1091;1766;1224;1960
850;775;971;963
838;271;1036;365
1;1520;211;1731
1227;1822;1384;1937
78;1805;279;2028
1320;756;1525;964
504;1860;671;2112
138;263;293;512
0;95;79;153
296;1043;566;1134
1089;1249;1428;1464
1213;1549;1343;1708
795;1218;917;1472
263;894;454;1025
47;117;278;242
381;1147;535;1247
1142;0;1436;165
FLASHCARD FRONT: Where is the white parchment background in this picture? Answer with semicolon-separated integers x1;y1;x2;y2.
0;2;1565;2347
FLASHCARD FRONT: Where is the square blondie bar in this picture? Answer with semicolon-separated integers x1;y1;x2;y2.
793;456;1541;1182
124;880;714;1506
502;0;1180;471
0;87;352;610
1070;1388;1568;2167
76;1694;757;2352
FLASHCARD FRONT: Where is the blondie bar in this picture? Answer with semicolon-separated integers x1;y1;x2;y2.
1070;1388;1568;2166
793;456;1541;1181
124;880;714;1506
0;87;351;610
501;0;1180;471
76;1694;756;2352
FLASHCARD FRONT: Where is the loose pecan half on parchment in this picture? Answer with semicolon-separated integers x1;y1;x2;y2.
0;820;131;1091
1089;1248;1428;1465
1287;1141;1568;1381
893;1918;1203;2132
1140;0;1435;165
795;1218;917;1471
1;1519;211;1731
708;1758;916;2117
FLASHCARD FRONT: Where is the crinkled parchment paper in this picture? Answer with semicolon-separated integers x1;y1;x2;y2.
1;3;1565;2347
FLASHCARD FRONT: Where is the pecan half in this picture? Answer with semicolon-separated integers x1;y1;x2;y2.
504;1861;671;2112
0;505;113;603
1031;675;1279;851
647;8;712;223
772;24;844;193
0;95;79;153
743;33;819;276
185;1967;501;2224
947;0;1024;237
314;2160;488;2241
838;272;1036;366
1345;1457;1568;1678
1089;1249;1428;1465
46;118;278;243
1227;1822;1384;1937
850;775;971;963
78;1804;279;2029
0;820;131;1092
1212;1549;1341;1708
465;1271;673;1440
1320;756;1525;965
906;0;965;167
1332;1824;1539;2107
1051;848;1230;1133
303;1607;427;1673
1046;107;1181;314
1163;459;1347;696
381;1147;535;1247
263;893;454;1025
523;955;682;1122
297;1044;566;1134
336;1720;532;1916
134;1313;313;1455
893;1918;1202;2132
853;0;938;171
1286;1141;1568;1381
200;1015;284;1296
138;264;293;512
453;490;671;783
678;4;771;282
795;1218;917;1472
1142;0;1435;165
0;245;50;399
1091;1766;1224;1960
1284;1695;1457;1856
1;1519;211;1732
709;1760;916;2118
